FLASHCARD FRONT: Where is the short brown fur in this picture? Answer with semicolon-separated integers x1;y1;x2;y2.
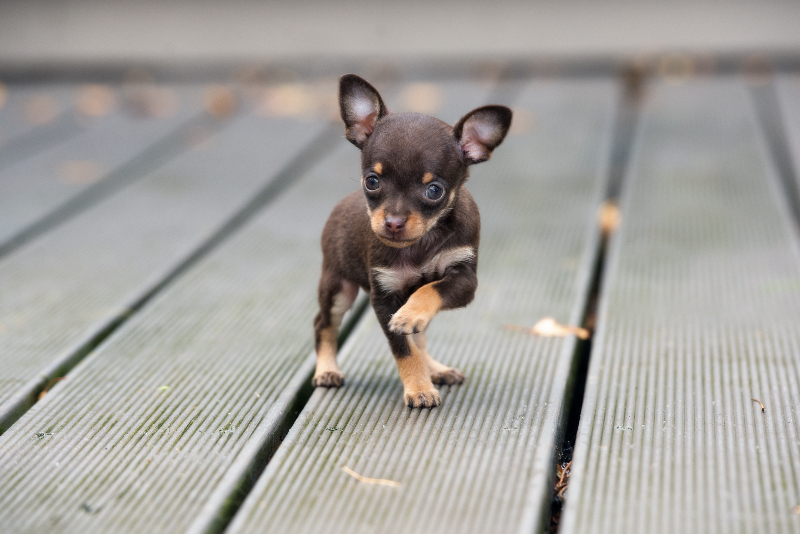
313;74;512;408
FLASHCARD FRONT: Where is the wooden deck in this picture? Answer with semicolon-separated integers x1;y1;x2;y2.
1;64;800;534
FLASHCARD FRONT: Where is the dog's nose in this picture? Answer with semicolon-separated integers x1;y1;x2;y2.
384;216;406;233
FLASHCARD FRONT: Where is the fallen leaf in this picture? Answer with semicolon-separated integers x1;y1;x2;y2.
76;85;117;117
38;377;65;400
342;466;401;488
598;200;621;235
204;85;237;118
503;318;590;340
533;317;590;340
400;83;442;114
256;83;315;117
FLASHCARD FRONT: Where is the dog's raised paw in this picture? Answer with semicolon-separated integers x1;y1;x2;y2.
312;371;345;388
431;367;466;385
388;309;427;336
404;388;441;409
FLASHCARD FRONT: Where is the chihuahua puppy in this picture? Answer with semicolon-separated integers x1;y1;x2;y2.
313;74;511;408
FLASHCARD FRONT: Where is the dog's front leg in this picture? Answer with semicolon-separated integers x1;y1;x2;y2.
387;267;476;389
372;293;441;408
388;264;478;335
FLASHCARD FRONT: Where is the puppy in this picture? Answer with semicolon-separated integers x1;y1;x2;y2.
313;74;512;408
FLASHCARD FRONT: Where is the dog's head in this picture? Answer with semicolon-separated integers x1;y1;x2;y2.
339;74;512;248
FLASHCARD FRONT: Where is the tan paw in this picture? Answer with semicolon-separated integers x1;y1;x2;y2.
312;371;345;387
431;367;466;385
404;388;441;408
389;306;431;335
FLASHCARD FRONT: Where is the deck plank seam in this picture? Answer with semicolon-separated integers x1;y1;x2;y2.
550;70;646;534
190;294;371;534
749;80;800;239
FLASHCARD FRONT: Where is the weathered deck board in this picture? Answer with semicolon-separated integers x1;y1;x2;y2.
0;80;497;533
776;75;800;197
0;84;211;252
0;107;331;431
0;84;90;172
560;79;800;534
226;79;618;534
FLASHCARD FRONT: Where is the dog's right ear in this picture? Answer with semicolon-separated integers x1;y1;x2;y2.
339;74;388;149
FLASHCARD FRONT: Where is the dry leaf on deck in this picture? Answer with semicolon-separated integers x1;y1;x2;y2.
503;317;589;340
597;199;621;235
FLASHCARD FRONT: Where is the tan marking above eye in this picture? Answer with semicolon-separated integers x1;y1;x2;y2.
422;172;435;184
373;162;383;175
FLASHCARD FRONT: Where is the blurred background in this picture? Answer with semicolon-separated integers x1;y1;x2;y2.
1;0;799;76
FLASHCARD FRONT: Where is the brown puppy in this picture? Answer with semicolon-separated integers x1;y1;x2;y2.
313;74;512;408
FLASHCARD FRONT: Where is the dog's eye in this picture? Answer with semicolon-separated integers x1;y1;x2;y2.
364;175;380;191
425;183;444;201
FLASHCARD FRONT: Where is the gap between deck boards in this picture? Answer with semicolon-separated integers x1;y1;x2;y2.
749;80;800;234
545;67;645;534
546;72;800;534
204;294;371;534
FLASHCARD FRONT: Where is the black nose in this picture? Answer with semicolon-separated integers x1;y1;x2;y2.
384;216;406;233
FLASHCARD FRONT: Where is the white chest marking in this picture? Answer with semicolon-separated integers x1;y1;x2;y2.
373;246;476;294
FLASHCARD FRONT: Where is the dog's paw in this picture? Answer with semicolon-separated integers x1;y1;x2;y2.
388;285;441;335
431;367;466;385
388;306;430;336
312;371;345;388
404;387;441;408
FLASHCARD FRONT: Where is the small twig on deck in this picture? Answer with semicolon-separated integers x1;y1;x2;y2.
751;398;765;413
342;466;401;488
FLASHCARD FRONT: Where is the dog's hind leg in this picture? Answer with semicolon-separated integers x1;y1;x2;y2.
313;277;358;387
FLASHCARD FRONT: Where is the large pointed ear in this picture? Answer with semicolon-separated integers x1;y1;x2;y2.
454;105;513;164
339;74;388;149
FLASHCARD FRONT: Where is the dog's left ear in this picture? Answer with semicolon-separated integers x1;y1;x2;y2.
454;105;513;165
339;74;388;149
